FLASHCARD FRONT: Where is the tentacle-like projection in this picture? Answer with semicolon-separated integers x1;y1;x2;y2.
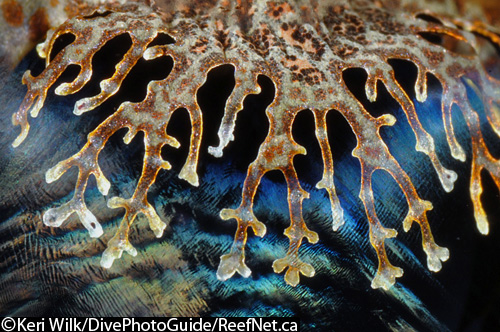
11;0;500;290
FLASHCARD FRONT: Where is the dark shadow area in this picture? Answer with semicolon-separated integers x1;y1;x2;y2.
49;33;76;62
418;32;476;56
415;13;444;25
292;109;322;186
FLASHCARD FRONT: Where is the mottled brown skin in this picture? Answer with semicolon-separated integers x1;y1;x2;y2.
5;0;500;292
1;0;24;27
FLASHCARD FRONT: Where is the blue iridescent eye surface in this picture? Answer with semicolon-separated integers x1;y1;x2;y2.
0;0;499;330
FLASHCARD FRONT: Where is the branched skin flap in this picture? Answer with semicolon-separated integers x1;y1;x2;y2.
11;0;500;290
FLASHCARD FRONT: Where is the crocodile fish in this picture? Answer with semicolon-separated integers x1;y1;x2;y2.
0;0;499;330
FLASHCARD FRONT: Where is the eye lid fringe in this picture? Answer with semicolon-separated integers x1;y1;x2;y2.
11;0;500;290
